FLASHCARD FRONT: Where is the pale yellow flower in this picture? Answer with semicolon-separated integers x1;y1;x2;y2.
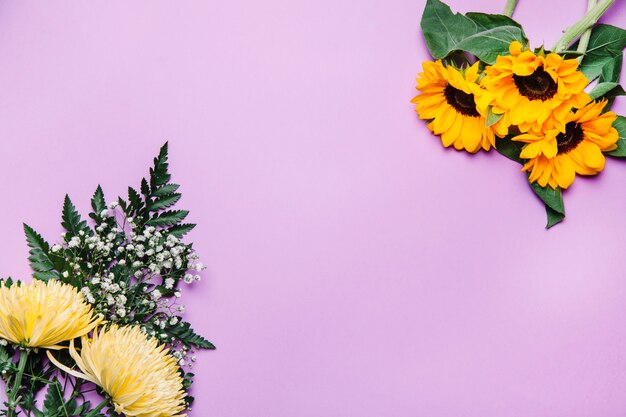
48;324;187;417
0;279;102;349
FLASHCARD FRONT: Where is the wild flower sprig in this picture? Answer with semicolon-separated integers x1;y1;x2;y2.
0;142;213;416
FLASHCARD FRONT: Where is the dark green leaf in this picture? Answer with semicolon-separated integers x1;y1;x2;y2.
153;183;180;197
150;142;171;189
607;116;626;157
33;271;61;281
147;194;181;212
24;224;58;279
530;183;565;215
421;0;527;64
545;205;565;229
529;183;566;229
495;137;524;164
62;195;88;234
90;185;106;217
167;321;215;349
146;210;189;226
128;187;143;215
169;223;196;237
42;379;64;417
600;54;623;83
588;82;626;100
578;24;626;82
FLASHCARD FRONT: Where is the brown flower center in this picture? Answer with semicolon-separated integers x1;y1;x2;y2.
444;84;480;117
557;122;584;154
513;67;558;101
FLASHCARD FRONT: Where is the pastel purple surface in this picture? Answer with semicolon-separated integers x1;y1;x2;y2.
0;1;625;416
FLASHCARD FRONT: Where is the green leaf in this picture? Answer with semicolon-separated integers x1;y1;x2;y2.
421;0;527;64
150;142;171;189
24;224;58;279
607;116;626;157
147;194;181;212
600;54;623;83
545;205;565;229
529;183;566;229
42;379;64;417
62;195;88;234
33;271;61;281
588;82;626;100
169;223;196;237
140;178;150;197
495;137;524;164
167;321;215;349
90;185;106;217
578;24;626;82
146;210;189;226
153;183;180;197
0;345;12;374
128;186;143;215
486;106;503;127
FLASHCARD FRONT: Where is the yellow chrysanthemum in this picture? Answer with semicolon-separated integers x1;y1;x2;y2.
49;324;186;417
412;60;501;153
512;100;618;189
483;41;590;133
0;279;102;349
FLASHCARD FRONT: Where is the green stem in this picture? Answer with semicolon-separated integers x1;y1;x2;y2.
7;350;28;417
553;0;616;52
576;0;598;60
503;0;518;17
85;398;109;417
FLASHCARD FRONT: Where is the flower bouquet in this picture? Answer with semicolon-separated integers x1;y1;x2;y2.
412;0;625;228
0;143;213;416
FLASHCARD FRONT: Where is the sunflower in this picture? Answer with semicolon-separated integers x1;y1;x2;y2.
483;41;590;133
512;100;618;189
0;279;102;349
412;60;502;153
48;324;186;417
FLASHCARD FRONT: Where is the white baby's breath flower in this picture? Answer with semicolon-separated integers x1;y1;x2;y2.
164;278;175;290
151;289;162;301
62;271;69;278
100;209;108;218
183;274;193;284
51;244;62;253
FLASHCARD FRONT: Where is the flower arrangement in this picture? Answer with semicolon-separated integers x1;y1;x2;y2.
0;143;213;416
413;0;626;228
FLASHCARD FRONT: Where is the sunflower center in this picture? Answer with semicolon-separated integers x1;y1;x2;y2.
556;122;584;154
512;67;558;101
443;84;480;117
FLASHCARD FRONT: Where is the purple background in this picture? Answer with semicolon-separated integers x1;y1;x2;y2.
0;1;625;416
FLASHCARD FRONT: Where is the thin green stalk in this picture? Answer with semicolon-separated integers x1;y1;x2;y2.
553;0;616;52
577;0;598;60
85;398;109;417
503;0;518;17
7;350;28;417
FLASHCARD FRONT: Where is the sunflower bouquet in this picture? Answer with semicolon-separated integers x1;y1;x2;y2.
0;143;213;416
413;0;626;228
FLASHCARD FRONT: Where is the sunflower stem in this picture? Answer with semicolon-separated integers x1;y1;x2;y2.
7;350;28;417
553;0;615;52
576;0;598;61
503;0;518;17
